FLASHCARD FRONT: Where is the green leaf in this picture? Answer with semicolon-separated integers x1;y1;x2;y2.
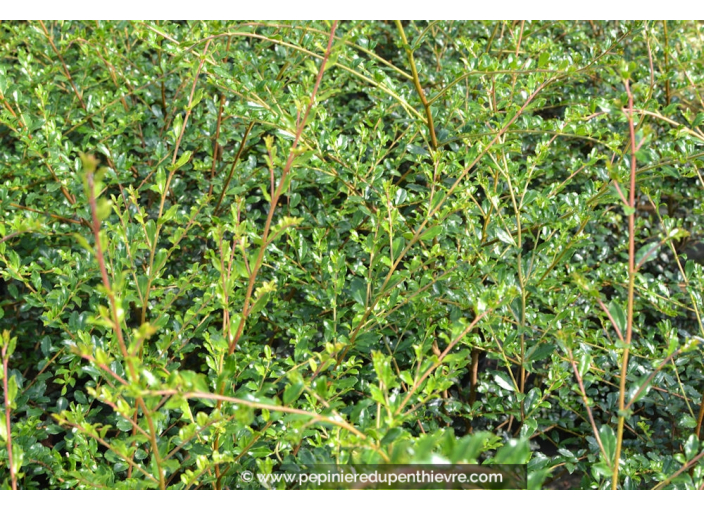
96;198;113;221
2;330;17;358
609;300;627;337
394;188;407;205
526;343;555;362
283;383;304;404
494;372;516;392
171;150;192;171
7;374;18;408
578;351;592;378
693;112;704;127
684;434;699;461
599;424;616;463
524;387;541;413
10;444;23;477
538;52;550;68
420;225;443;241
188;88;204;110
250;281;277;315
381;427;404;445
155;167;166;195
72;234;94;254
449;432;492;462
430;190;446;212
636;241;659;266
392;237;405;260
496;228;515;246
488;438;530;464
407;144;428;156
349;278;366;306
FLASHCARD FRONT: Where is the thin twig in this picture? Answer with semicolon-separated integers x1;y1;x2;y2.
227;21;338;355
213;122;254;216
567;347;610;467
395;21;438;151
1;342;17;490
397;309;491;415
612;78;638;490
85;159;166;489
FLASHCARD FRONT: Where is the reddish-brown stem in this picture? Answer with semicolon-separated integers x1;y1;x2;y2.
468;349;480;406
567;348;610;467
612;181;629;208
696;398;704;440
2;344;17;490
86;166;166;489
150;390;367;439
214;122;254;216
596;299;625;343
213;23;338;489
86;171;131;371
39;21;87;111
227;21;338;355
612;78;638;490
39;21;120;180
653;446;704;489
396;309;491;415
76;352;129;386
208;95;225;198
208;37;231;199
142;40;212;325
8;203;81;225
625;348;682;411
663;21;670;106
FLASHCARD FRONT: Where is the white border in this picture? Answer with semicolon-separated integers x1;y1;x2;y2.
1;1;701;21
0;489;685;504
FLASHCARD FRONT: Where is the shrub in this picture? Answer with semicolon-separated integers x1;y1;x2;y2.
1;20;703;490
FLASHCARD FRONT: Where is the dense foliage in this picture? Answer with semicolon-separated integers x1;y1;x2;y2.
1;20;704;490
